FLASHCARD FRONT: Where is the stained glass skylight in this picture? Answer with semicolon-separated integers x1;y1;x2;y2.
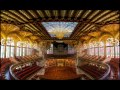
42;22;78;37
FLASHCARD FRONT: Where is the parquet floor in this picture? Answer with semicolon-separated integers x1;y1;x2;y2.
41;66;81;80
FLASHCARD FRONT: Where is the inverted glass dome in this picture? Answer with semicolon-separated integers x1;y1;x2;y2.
42;22;78;37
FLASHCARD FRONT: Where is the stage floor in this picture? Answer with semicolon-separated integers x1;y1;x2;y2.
40;66;81;80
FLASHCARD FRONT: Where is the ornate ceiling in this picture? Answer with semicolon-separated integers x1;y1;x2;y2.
41;22;78;38
0;10;119;42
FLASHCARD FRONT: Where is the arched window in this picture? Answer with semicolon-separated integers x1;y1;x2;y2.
115;39;119;58
10;38;14;57
33;43;38;49
83;43;87;49
89;43;94;55
83;43;88;55
26;43;32;55
17;41;22;56
6;37;14;58
1;38;5;58
99;41;104;56
106;38;114;58
22;42;27;56
47;44;53;54
93;41;99;56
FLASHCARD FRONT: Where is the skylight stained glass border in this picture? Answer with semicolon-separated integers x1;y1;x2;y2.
42;22;78;37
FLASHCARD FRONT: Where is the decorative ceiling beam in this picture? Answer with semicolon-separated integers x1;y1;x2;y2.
43;39;77;41
13;17;107;25
37;22;51;38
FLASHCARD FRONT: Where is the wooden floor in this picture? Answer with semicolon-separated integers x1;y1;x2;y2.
41;66;81;80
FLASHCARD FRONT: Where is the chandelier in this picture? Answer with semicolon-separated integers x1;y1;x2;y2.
50;28;69;39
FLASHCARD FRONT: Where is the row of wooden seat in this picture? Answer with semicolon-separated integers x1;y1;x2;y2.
79;64;107;79
79;74;92;80
0;55;42;80
109;58;120;79
79;55;106;62
0;59;12;80
0;58;10;66
14;55;41;62
13;63;42;80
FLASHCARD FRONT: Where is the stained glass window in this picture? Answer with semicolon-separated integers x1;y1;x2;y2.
1;45;4;58
95;47;98;56
106;38;114;58
5;37;14;58
17;42;22;56
11;46;14;57
47;44;53;54
1;39;5;58
10;39;14;57
26;43;31;55
16;47;20;56
23;47;25;56
6;46;10;58
99;42;104;56
93;41;99;56
115;39;119;58
19;47;22;56
89;43;94;55
42;22;78;37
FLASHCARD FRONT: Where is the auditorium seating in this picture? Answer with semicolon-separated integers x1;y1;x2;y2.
12;62;42;80
109;58;120;79
78;55;106;62
80;74;92;80
0;58;12;80
11;55;42;63
79;63;107;79
0;55;43;80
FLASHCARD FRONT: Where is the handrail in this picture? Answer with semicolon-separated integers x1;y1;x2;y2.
99;64;111;80
76;67;94;80
9;59;43;80
9;64;19;80
27;67;44;80
78;58;111;80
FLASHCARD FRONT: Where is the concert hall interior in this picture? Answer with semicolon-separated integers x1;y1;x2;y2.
0;10;119;80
